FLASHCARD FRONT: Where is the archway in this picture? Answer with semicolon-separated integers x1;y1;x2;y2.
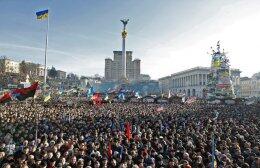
187;89;190;97
192;89;196;96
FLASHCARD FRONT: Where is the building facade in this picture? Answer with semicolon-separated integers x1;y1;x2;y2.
240;73;260;98
57;70;67;79
158;76;171;93
240;77;251;98
139;74;151;81
170;67;210;98
24;62;45;77
0;57;20;74
133;59;140;81
105;51;140;82
159;67;241;98
37;65;45;77
230;69;241;97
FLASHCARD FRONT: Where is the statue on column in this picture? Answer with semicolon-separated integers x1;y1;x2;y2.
119;18;130;84
120;19;129;30
120;19;129;39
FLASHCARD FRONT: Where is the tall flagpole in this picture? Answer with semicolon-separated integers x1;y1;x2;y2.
36;9;49;147
43;10;49;86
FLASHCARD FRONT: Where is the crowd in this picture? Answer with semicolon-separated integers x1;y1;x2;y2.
0;100;259;168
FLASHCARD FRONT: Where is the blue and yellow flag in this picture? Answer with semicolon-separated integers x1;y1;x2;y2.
36;9;49;20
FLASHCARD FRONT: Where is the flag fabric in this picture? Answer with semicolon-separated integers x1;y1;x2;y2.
182;96;186;103
185;97;197;104
118;92;125;101
246;100;255;105
36;9;49;20
0;93;12;104
107;142;113;158
33;83;41;99
33;90;38;99
92;93;102;105
125;122;132;141
213;111;219;120
104;93;109;101
111;119;116;131
156;106;164;112
12;82;38;101
168;90;171;98
135;92;142;99
44;93;51;102
214;160;217;168
87;87;94;98
119;120;124;132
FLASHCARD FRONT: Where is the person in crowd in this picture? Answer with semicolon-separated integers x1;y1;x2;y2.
0;99;259;167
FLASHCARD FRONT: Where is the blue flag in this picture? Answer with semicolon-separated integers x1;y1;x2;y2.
105;93;109;101
118;92;125;101
135;91;142;99
87;87;94;98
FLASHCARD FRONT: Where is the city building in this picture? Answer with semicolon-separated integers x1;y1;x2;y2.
240;73;260;98
57;70;66;79
158;67;241;98
80;76;102;89
37;64;45;77
240;77;251;98
251;73;260;97
24;61;46;77
158;76;171;93
105;51;140;82
139;74;151;81
0;57;20;74
130;80;160;95
133;59;141;81
230;69;241;97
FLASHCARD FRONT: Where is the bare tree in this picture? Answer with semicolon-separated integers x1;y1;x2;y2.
0;56;6;75
19;60;28;81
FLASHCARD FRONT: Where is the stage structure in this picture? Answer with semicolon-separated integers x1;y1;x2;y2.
207;41;235;99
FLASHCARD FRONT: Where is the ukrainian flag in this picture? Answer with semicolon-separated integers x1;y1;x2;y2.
36;9;49;20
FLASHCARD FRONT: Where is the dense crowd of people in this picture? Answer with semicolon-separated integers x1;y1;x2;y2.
0;100;259;168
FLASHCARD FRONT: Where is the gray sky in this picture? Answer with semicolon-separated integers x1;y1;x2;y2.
0;0;259;79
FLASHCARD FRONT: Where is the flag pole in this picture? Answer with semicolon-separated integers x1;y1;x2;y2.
211;111;218;168
43;10;49;86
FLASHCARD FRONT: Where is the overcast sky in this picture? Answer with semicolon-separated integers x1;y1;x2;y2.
0;0;259;79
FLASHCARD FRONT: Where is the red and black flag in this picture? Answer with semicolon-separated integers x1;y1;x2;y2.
12;82;38;101
0;93;12;104
107;141;113;158
125;122;132;141
92;93;102;105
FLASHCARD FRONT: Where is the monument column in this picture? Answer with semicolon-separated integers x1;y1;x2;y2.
120;19;129;79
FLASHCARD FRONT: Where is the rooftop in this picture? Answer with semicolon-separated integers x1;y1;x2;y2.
240;77;251;81
171;66;210;77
